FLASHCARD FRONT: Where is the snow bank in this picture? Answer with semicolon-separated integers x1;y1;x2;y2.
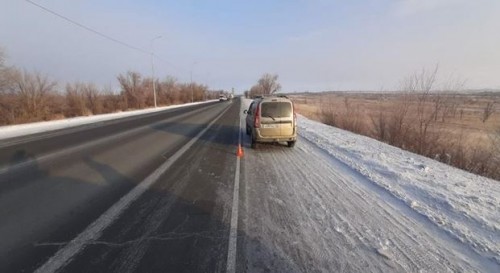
297;115;500;265
0;100;217;140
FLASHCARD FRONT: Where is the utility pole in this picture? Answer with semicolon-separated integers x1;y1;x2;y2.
150;36;162;108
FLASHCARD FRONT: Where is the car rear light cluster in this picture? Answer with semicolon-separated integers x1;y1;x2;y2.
254;103;260;128
292;102;297;133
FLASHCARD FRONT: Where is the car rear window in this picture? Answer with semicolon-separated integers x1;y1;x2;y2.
261;102;292;118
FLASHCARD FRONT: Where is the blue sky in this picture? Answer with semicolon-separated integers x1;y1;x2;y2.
1;0;500;92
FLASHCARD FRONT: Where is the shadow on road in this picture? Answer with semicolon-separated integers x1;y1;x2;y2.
150;121;239;147
0;150;48;194
0;104;299;273
0;153;136;272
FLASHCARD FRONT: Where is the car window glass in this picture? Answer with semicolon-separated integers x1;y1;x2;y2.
261;102;292;118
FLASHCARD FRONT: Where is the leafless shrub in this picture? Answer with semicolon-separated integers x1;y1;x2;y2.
13;70;57;122
441;94;459;122
370;108;388;141
318;95;368;136
83;83;103;114
340;97;364;133
319;97;339;127
65;82;88;117
482;101;495;123
1;47;219;125
158;76;179;105
439;76;465;122
117;71;147;109
448;133;497;179
100;86;122;113
386;92;412;147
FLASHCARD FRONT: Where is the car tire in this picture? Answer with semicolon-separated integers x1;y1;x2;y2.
287;141;296;148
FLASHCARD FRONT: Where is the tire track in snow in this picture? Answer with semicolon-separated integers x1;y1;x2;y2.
242;136;493;272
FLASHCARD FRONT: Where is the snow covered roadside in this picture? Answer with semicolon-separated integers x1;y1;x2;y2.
0;100;218;140
297;114;500;265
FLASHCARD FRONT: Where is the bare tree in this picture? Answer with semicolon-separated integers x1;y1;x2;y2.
403;66;440;155
257;73;281;95
249;84;263;98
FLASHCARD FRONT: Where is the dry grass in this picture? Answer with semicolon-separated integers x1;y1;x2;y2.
291;92;500;181
0;69;222;125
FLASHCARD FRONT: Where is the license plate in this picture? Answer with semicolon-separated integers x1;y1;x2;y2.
262;124;277;128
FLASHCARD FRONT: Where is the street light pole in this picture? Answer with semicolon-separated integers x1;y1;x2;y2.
190;61;198;103
150;36;162;108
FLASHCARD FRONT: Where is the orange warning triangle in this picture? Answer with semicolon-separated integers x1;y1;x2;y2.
236;144;244;157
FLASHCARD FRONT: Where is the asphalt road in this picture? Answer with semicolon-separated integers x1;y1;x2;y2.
2;96;484;273
0;99;241;273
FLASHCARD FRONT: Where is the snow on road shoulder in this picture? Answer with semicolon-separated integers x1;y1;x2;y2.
297;114;500;265
0;100;218;140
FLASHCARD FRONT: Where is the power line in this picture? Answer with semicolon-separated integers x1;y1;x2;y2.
153;53;189;73
25;0;150;55
24;0;190;74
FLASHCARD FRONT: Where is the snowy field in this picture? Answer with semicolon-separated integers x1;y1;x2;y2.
241;98;499;272
0;100;217;141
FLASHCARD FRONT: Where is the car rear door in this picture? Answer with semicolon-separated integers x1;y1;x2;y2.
259;100;293;137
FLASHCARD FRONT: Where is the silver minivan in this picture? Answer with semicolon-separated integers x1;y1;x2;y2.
244;96;297;148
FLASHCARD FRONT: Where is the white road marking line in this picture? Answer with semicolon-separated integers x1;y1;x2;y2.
34;104;232;273
226;100;242;273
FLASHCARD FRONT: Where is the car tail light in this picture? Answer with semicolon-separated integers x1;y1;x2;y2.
254;103;260;128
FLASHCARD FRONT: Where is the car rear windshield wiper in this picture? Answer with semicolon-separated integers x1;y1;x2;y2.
263;114;275;121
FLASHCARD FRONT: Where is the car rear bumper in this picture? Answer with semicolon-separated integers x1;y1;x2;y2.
254;130;297;142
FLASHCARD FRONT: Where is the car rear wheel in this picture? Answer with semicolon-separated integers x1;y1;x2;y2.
287;141;296;148
251;136;258;149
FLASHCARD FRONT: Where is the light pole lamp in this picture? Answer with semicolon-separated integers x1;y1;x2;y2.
150;35;162;108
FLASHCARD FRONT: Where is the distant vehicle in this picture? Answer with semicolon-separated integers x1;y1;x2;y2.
219;95;227;101
228;94;234;100
244;96;297;148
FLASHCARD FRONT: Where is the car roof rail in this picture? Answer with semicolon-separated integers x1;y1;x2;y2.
276;94;289;98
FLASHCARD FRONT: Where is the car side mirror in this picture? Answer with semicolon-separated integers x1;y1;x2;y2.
243;110;248;114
